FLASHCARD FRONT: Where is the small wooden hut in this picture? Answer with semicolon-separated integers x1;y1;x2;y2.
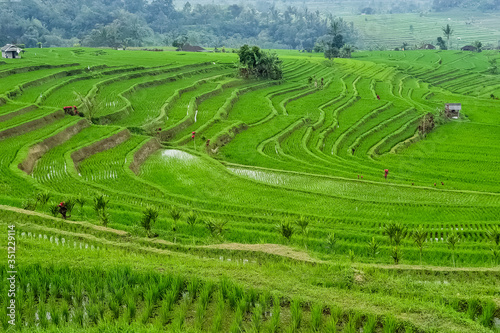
445;103;461;118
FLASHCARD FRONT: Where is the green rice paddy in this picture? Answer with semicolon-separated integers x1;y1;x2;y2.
0;47;499;332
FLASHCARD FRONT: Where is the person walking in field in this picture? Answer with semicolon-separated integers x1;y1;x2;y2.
384;169;389;179
377;94;380;100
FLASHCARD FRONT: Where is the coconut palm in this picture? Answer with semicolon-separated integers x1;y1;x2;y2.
442;24;454;50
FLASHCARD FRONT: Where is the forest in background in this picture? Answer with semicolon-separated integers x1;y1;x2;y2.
1;0;499;50
0;0;358;50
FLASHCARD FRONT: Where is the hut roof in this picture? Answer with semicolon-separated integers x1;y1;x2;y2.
181;43;206;52
420;44;436;50
1;44;22;53
461;45;477;51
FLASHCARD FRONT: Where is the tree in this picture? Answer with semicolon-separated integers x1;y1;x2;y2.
340;44;354;58
442;24;454;50
446;231;460;267
412;226;427;265
237;45;283;80
436;37;447;50
473;40;482;52
73;91;98;123
488;58;498;74
172;35;188;50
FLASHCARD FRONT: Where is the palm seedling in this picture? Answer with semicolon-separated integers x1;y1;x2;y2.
170;206;182;232
367;237;380;259
326;232;337;253
486;225;500;247
75;195;86;214
141;206;159;237
412;225;427;265
446;231;460;267
36;191;51;209
384;222;408;246
391;246;401;265
276;219;294;242
205;219;228;239
295;215;309;247
186;211;198;230
93;194;110;226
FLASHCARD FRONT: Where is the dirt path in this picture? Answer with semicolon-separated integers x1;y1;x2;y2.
2;204;498;273
0;204;129;236
202;242;319;263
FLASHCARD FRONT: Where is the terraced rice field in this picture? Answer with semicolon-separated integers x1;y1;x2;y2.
0;47;499;332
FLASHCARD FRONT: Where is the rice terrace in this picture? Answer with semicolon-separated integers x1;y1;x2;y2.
1;9;500;333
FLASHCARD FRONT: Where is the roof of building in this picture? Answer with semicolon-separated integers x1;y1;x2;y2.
1;44;22;53
180;43;206;52
446;103;462;110
461;45;477;51
420;44;436;49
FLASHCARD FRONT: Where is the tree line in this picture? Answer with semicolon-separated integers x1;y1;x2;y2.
0;0;358;50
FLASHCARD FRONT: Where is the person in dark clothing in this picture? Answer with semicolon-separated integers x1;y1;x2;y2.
58;202;67;219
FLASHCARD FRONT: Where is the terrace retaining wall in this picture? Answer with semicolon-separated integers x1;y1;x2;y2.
0;110;65;141
129;138;161;175
0;105;38;123
71;129;131;168
18;119;90;174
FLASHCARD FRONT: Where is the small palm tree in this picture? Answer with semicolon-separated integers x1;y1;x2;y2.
186;211;198;230
367;237;379;259
204;219;228;239
93;194;109;226
348;249;355;263
75;195;86;211
276;219;294;242
412;226;427;265
295;216;309;248
141;207;159;235
486;226;500;247
326;232;337;253
170;207;182;232
384;223;407;246
446;231;460;267
36;191;51;209
391;246;401;265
